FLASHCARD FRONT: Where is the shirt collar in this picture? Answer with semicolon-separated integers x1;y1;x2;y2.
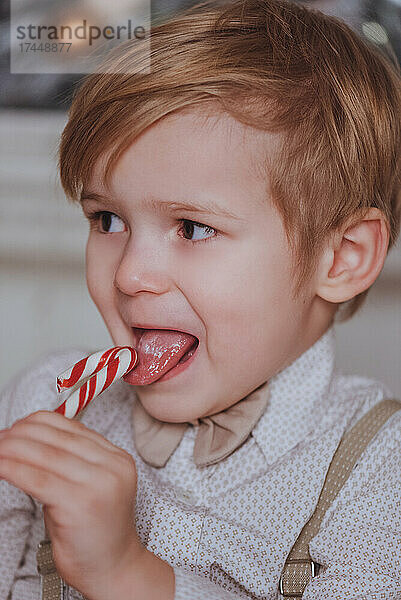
252;324;336;464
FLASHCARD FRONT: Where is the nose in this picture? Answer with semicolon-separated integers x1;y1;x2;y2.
113;238;171;296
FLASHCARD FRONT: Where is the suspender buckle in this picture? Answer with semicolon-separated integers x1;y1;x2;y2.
37;540;57;576
37;539;70;599
279;558;321;597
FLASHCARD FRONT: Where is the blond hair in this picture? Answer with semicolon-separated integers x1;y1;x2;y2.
58;0;401;322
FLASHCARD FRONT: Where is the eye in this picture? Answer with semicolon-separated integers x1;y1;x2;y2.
178;219;217;244
86;211;126;234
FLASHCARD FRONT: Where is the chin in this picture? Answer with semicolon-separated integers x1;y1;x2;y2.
137;395;201;423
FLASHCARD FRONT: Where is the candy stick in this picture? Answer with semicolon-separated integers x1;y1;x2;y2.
55;346;138;419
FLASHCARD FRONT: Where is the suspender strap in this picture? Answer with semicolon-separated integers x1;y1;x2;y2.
279;397;401;598
36;526;69;600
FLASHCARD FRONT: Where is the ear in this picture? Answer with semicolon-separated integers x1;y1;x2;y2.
316;208;390;304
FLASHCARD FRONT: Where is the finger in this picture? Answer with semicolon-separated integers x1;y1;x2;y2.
0;421;121;468
0;434;114;487
0;454;77;506
11;410;121;454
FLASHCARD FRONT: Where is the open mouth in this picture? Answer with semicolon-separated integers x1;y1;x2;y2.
177;339;198;364
131;326;199;351
124;326;199;385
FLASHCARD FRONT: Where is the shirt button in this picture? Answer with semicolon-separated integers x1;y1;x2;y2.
175;488;197;505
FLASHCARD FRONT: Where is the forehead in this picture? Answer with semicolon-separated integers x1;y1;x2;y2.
86;107;280;216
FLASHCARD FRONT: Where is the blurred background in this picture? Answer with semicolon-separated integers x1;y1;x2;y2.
1;0;400;396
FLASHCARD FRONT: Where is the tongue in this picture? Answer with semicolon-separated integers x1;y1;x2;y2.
122;329;197;385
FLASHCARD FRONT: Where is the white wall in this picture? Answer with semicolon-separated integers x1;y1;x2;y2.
1;109;400;397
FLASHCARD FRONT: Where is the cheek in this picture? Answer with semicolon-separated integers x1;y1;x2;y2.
85;237;115;310
204;239;294;327
201;239;296;370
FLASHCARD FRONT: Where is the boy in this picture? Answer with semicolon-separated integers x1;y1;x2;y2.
0;0;400;598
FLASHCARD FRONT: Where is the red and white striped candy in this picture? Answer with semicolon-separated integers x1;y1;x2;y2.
55;346;138;418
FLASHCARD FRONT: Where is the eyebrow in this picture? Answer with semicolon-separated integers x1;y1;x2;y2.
79;191;243;221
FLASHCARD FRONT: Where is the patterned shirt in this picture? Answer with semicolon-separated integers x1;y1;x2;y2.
0;324;400;599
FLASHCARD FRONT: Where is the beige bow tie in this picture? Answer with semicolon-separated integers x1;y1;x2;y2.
131;381;270;467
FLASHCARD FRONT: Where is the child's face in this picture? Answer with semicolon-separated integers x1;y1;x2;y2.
82;109;320;423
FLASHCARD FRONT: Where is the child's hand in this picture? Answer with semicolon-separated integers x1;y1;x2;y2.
0;410;144;597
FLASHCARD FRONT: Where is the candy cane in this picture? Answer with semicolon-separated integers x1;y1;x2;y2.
55;346;138;418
